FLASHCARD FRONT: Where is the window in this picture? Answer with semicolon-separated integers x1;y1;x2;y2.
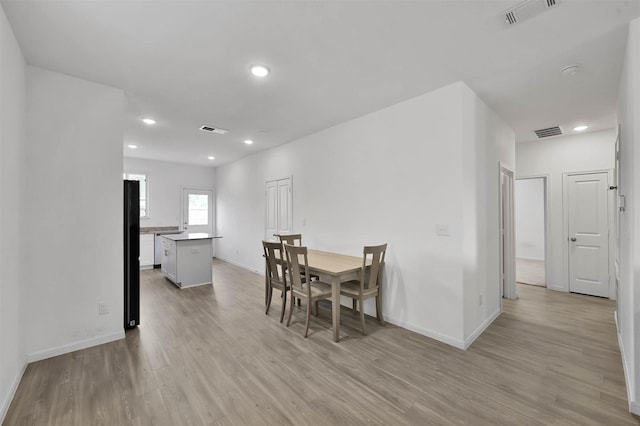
123;173;148;218
188;194;209;225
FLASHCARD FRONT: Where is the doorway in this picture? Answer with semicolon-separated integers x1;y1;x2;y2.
515;177;547;287
499;165;516;300
182;187;215;234
565;172;610;298
265;177;292;241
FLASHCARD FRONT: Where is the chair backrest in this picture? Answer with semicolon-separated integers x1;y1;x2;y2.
278;234;302;246
360;243;387;291
284;243;310;297
263;240;286;286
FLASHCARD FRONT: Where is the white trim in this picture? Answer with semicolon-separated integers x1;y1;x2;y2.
0;358;27;424
463;308;501;349
515;174;551;289
499;163;517;301
26;330;125;363
615;311;637;414
515;256;545;262
384;315;466;350
181;186;215;234
563;170;615;298
216;256;262;275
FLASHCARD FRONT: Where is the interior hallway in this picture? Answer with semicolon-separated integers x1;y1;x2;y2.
516;258;546;287
4;261;637;425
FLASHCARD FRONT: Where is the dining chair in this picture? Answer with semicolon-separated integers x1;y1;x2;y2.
340;243;387;335
277;233;302;246
284;244;333;337
278;234;319;283
263;241;289;323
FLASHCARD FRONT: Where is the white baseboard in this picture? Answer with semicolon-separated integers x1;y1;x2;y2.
464;308;501;349
27;330;125;363
0;357;27;424
615;311;637;414
515;256;544;262
216;257;262;275
384;316;466;350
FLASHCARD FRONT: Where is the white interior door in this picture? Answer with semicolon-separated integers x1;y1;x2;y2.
567;173;609;297
265;177;292;241
500;166;517;300
182;188;214;234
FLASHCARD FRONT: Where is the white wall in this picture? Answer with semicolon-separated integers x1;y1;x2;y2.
23;66;125;360
617;16;640;413
123;157;216;229
0;5;27;422
516;129;616;292
216;81;514;348
515;178;545;261
461;87;515;343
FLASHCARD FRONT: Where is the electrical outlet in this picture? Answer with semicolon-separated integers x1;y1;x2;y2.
98;303;109;315
436;224;450;236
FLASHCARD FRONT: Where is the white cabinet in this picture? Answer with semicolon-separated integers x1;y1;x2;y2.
161;237;177;283
161;234;213;288
140;233;155;270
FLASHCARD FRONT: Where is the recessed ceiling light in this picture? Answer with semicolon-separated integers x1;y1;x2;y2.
250;65;269;77
142;118;156;125
573;125;589;132
244;139;254;145
208;156;215;160
127;144;137;149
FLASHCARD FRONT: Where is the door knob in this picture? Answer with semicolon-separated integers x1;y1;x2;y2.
570;237;577;242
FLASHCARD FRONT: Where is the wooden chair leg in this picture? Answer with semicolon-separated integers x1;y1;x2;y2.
286;291;295;327
352;299;357;314
376;295;384;324
304;300;311;338
315;301;319;317
280;290;287;323
359;299;367;336
297;298;301;307
265;286;273;315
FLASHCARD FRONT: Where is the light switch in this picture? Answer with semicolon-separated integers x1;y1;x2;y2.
436;224;450;236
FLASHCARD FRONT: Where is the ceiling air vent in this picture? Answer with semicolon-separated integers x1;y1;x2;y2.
534;126;562;139
501;0;560;26
199;125;228;135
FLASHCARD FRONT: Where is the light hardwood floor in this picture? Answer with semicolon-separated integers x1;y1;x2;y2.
516;258;546;287
4;260;639;425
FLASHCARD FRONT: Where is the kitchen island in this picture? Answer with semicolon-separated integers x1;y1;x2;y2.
160;233;217;289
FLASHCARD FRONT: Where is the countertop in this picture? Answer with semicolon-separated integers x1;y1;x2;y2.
161;233;222;241
140;226;181;235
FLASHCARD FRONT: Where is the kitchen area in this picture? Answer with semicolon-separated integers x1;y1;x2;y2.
140;227;220;288
124;156;220;289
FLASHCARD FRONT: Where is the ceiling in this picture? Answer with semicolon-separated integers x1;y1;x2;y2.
3;1;639;167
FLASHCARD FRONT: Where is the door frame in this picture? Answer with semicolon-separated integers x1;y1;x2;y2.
181;186;216;234
515;174;551;289
499;163;517;302
562;170;615;299
264;175;293;241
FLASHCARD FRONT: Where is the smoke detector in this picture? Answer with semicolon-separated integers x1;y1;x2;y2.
200;126;228;135
502;0;560;26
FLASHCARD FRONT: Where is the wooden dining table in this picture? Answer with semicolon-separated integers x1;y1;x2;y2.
305;249;366;342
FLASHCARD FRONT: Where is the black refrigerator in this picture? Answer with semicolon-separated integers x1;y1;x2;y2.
124;180;140;329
